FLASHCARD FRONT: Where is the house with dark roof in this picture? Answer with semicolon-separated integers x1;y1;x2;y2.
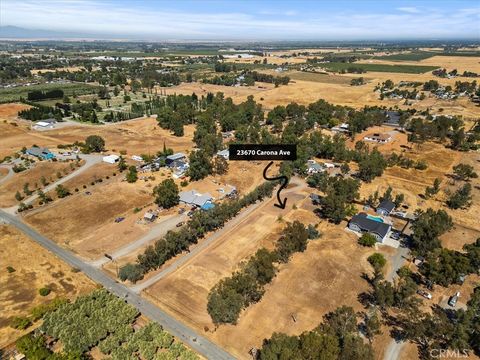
166;153;187;167
376;200;396;216
26;146;55;160
348;212;391;243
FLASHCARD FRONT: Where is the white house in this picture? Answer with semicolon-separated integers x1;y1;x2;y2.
103;154;120;164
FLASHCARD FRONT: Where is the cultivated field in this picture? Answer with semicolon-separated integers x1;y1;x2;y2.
0;225;94;348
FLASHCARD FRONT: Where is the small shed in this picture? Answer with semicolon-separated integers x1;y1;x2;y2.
103;154;119;164
144;211;157;222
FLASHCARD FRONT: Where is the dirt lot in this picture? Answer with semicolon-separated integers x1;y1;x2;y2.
144;182;375;359
0;160;81;207
24;181;153;259
0;225;94;348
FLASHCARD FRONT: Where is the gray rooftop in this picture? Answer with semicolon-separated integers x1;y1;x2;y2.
350;213;391;239
166;153;186;161
179;190;213;207
377;200;395;213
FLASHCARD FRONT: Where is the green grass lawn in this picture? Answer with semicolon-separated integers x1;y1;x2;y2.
321;62;439;74
0;83;100;103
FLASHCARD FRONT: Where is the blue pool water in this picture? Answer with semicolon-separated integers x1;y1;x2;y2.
367;215;384;223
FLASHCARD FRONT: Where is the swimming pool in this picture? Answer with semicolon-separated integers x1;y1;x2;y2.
367;215;384;223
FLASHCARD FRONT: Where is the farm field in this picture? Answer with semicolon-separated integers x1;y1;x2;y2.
0;225;94;348
0;82;100;102
359;55;480;74
318;62;439;74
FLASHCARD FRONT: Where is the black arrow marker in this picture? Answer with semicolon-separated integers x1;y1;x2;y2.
263;161;288;209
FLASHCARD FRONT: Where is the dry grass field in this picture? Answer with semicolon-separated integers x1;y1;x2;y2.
164;72;479;118
0;160;81;207
24;181;153;259
144;183;378;359
0;167;9;179
43;117;195;156
0;225;94;348
0;110;195;160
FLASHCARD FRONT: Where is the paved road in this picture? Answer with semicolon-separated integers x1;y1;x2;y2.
0;209;235;360
1;154;104;214
131;176;308;293
90;213;187;268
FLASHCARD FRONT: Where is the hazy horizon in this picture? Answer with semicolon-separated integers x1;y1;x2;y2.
1;0;479;41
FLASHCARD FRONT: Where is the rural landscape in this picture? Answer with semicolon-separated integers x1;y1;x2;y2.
1;1;480;360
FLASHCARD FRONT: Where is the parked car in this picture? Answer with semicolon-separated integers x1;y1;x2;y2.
178;208;185;214
448;292;460;307
176;221;185;227
417;290;432;300
114;217;125;223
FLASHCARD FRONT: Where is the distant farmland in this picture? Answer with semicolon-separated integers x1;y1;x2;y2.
0;82;100;103
377;52;436;61
320;62;439;74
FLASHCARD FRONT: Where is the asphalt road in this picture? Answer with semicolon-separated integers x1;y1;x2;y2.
0;209;235;360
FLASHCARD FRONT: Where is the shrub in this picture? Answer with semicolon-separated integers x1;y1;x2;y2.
368;253;387;272
358;233;377;247
118;263;144;283
39;287;51;296
10;316;31;330
6;266;16;273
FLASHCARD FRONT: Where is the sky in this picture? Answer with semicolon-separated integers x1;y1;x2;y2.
1;0;479;41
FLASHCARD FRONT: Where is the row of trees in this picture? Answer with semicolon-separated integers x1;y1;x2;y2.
119;181;276;282
207;221;316;325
